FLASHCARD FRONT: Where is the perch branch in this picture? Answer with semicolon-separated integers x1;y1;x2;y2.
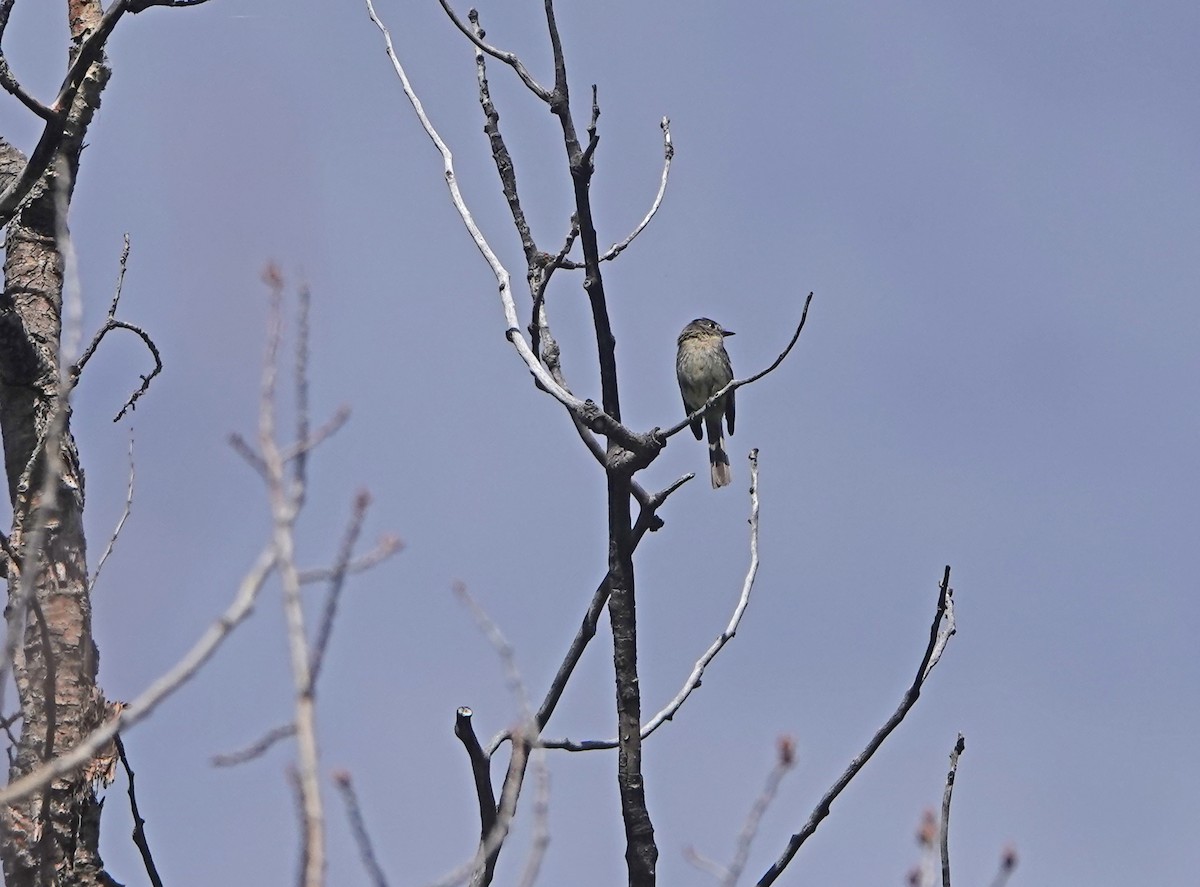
661;292;813;443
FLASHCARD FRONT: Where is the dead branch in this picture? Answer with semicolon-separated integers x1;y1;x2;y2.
542;450;763;751
756;566;956;886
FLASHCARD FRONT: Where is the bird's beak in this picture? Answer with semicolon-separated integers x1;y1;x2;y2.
722;330;735;337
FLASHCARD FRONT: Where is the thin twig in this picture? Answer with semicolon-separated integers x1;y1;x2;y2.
90;431;135;592
258;265;325;887
683;846;731;882
515;745;551;887
293;282;311;497
453;582;532;716
333;770;390;887
940;734;965;887
722;736;796;887
600;118;672;262
309;490;373;688
210;723;297;768
296;534;403;584
686;737;796;886
70;234;165;422
988;845;1018;887
756;566;956;886
115;734;164;887
542;450;762;751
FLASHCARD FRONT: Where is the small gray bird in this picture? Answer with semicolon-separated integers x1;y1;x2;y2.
676;318;736;488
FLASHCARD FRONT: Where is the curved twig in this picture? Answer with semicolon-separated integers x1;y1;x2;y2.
559;117;673;269
602;117;672;260
437;0;551;101
70;236;165;421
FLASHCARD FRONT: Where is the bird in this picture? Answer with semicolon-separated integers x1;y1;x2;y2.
676;318;736;488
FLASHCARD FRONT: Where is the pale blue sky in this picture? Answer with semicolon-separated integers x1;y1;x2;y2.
3;1;1198;884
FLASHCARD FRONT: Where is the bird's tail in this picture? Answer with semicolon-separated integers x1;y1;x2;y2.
706;415;732;489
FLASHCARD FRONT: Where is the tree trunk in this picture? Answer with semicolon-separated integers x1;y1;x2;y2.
0;2;116;880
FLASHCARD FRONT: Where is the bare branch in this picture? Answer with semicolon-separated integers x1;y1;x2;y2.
940;734;965;887
210;723;297;768
661;292;814;443
683;846;731;882
453;582;532;716
425;737;532;887
454;707;497;857
0;0;210;224
687;736;797;886
89;431;135;592
755;566;956;886
293;282;312;495
450;582;547;886
486;473;693;757
600;118;673;262
309;490;372;688
471;11;538;266
438;0;552;101
721;737;796;887
0;544;276;806
0;57;55;121
115;734;164;887
70;235;165;421
280;405;351;464
542;451;762;752
228;432;269;478
333;770;390;887
296;534;403;584
258;266;325;887
365;0;650;452
988;845;1018;887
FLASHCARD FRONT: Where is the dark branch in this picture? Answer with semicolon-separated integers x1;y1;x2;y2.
438;0;551;101
486;473;690;758
115;734;164;887
0;0;210;224
756;566;956;886
0;57;55;121
455;707;498;849
69;235;164;421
